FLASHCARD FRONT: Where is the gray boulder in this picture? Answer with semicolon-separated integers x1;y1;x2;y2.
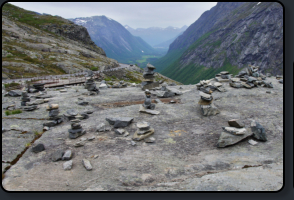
106;117;134;128
8;90;22;97
251;121;267;141
217;131;253;148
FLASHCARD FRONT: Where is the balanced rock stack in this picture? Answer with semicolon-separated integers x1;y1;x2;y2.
196;79;226;93
21;91;30;106
217;119;252;148
139;90;160;115
32;83;45;92
84;70;99;95
43;104;63;127
215;71;231;82
68;119;86;139
198;91;220;116
141;63;159;90
132;121;155;141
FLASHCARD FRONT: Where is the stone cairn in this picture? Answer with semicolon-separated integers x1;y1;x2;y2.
43;104;63;127
21;91;30;106
141;63;159;90
68;119;86;139
198;91;220;116
132;121;155;141
84;70;99;95
139;90;160;115
20;91;38;111
31;83;45;93
231;65;273;89
143;90;155;110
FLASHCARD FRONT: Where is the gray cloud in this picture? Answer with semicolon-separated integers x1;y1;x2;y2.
8;2;217;28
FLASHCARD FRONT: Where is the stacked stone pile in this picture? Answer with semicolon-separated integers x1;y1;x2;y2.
196;79;226;93
139;90;160;115
43;104;63;127
20;91;38;111
198;91;220;116
215;71;232;82
141;63;159;90
84;70;99;95
132;121;155;141
32;83;45;92
20;91;30;106
68;119;86;139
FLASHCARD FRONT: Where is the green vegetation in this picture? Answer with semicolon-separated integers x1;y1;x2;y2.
90;66;99;71
162;55;240;85
3;3;68;31
125;71;142;84
5;109;23;116
4;82;20;88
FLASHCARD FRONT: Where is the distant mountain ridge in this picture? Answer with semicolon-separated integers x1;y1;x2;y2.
159;2;283;84
69;16;157;63
152;2;245;73
125;25;188;47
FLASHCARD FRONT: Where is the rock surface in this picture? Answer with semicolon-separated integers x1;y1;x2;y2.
2;77;283;191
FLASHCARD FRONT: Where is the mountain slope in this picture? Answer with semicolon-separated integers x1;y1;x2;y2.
125;25;188;47
161;2;283;84
153;31;184;49
2;3;119;79
69;16;156;64
152;2;245;72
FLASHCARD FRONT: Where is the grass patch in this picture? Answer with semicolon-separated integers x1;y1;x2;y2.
5;109;22;116
4;82;20;88
90;66;99;71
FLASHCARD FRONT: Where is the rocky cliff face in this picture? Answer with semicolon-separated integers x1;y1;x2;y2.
2;3;118;79
160;2;283;84
152;2;244;73
69;16;156;63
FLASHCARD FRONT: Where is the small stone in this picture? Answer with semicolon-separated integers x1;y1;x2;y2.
251;121;267;141
123;131;129;137
88;136;95;141
67;109;78;116
43;126;50;131
63;160;73;170
32;143;45;153
74;141;86;147
222;127;247;135
114;128;125;135
82;159;92;171
94;155;99;159
133;129;155;141
106;117;134;128
139;105;160;115
131;141;137;146
248;139;258;145
217;132;253;148
228;119;245;128
170;100;176;104
80;137;87;142
46;104;59;110
144;137;155;143
136;121;150;130
266;91;271;94
43;120;57;127
51;149;65;162
62;150;73;160
200;103;220;116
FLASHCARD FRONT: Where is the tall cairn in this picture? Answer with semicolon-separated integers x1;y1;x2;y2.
21;91;30;106
198;91;220;116
43;104;63;127
141;63;159;90
84;70;99;95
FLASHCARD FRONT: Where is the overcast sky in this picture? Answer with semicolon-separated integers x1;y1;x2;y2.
8;2;217;29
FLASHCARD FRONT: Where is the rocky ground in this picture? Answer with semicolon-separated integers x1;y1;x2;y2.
2;77;283;191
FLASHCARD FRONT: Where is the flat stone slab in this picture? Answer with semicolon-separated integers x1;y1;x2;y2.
217;131;253;148
82;159;92;171
139;105;160;115
222;127;247;135
106;117;134;128
132;128;155;141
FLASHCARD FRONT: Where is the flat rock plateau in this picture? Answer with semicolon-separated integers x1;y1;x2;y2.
2;77;283;191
